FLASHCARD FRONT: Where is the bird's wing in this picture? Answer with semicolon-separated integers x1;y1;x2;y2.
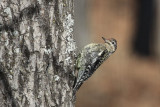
76;44;107;82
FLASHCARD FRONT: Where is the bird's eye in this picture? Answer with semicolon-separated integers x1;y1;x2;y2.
112;41;115;45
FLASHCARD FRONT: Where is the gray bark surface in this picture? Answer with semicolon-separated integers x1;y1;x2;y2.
0;0;76;106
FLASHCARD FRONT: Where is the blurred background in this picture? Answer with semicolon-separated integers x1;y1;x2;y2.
74;0;160;107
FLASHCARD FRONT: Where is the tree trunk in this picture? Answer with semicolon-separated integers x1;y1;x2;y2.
0;0;76;106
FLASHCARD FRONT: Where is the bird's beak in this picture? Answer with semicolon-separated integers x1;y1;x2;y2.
102;37;110;43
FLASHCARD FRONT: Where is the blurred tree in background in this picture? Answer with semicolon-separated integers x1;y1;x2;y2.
75;0;160;107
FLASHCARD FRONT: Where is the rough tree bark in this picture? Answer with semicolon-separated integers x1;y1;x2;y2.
0;0;76;106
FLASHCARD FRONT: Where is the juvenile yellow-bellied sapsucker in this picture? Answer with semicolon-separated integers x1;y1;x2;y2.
73;37;117;94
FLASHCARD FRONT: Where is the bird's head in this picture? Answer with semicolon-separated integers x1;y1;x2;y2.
102;37;117;53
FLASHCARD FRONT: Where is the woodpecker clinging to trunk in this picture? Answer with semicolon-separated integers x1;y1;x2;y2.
73;37;117;94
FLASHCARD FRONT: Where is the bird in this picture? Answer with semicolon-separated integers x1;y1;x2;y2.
73;37;117;94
